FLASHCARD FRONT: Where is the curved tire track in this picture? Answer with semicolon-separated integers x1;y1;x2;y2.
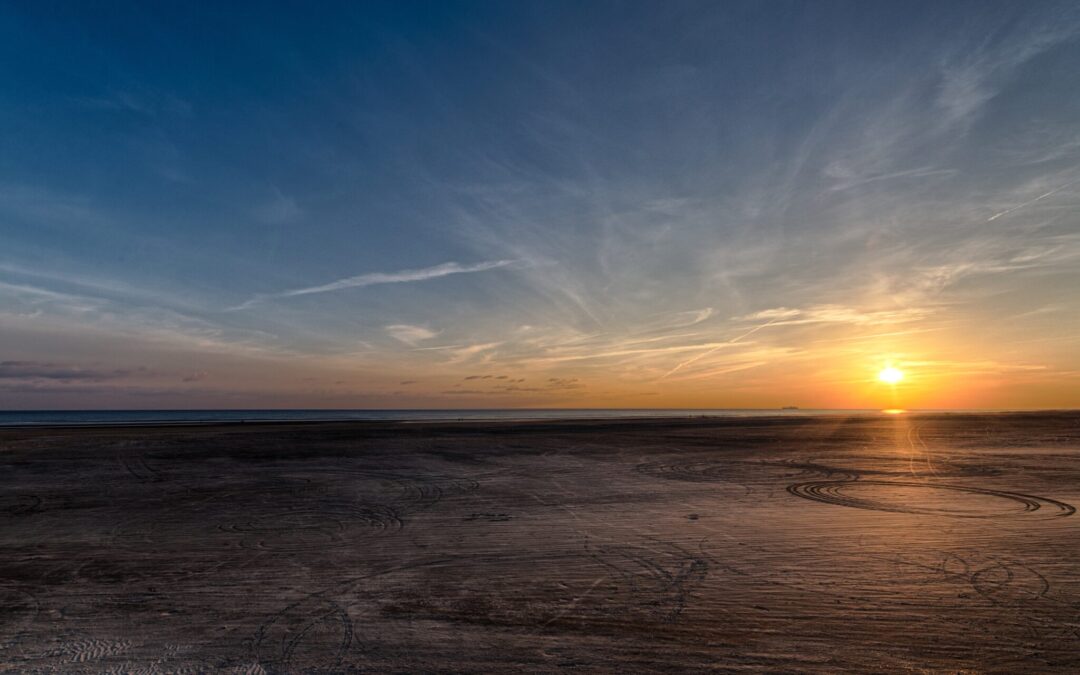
0;586;39;654
221;503;402;552
787;480;1075;518
254;596;353;674
585;540;709;624
2;494;42;516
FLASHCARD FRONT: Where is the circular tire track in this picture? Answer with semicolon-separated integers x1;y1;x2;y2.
116;450;164;483
254;596;354;674
277;466;482;512
770;459;862;481
805;455;1003;479
250;560;451;674
585;541;709;624
2;494;42;516
970;558;1051;607
787;480;1076;518
635;460;769;484
636;460;740;483
112;498;402;554
368;472;481;511
638;456;1000;486
0;587;39;651
637;458;859;484
222;503;402;552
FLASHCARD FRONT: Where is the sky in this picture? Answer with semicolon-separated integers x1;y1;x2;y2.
1;0;1078;410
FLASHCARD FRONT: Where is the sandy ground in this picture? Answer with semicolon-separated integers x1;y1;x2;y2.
1;412;1079;673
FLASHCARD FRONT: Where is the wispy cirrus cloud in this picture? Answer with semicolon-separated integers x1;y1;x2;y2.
385;324;439;346
735;305;931;327
0;360;146;382
233;260;519;310
73;89;192;117
825;166;956;193
935;14;1080;129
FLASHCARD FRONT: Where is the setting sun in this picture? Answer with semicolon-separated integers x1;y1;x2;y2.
878;366;904;385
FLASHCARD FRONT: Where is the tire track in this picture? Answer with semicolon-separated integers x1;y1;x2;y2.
787;480;1076;518
636;458;859;485
970;558;1051;607
0;586;38;654
253;596;353;674
112;493;404;554
384;473;481;511
116;450;163;484
221;503;403;552
277;466;483;512
887;550;1051;605
250;559;458;674
2;494;42;516
584;540;709;624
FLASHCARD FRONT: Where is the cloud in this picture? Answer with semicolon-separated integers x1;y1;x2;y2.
658;319;785;380
903;359;1047;374
0;280;104;314
0;360;143;382
666;359;771;383
825;166;956;192
182;371;208;382
441;376;581;395
74;89;192;117
935;18;1080;128
739;308;802;321
735;305;929;327
254;191;303;224
0;271;286;359
234;260;518;309
444;343;502;364
669;307;714;327
986;178;1080;222
385;324;439;346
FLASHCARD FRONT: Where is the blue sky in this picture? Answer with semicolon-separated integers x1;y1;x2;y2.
1;1;1078;408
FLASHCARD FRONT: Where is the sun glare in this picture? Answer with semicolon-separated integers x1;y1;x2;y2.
878;366;904;385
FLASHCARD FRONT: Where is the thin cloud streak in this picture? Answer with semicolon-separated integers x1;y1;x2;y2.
233;260;519;310
659;318;784;380
986;178;1080;221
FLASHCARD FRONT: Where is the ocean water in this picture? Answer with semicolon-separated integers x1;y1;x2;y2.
0;408;889;426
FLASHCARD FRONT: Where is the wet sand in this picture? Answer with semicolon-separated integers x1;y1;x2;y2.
1;412;1079;673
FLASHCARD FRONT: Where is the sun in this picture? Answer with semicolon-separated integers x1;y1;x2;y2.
878;366;904;385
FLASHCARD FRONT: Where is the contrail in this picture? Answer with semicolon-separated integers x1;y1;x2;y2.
987;178;1079;222
659;317;781;379
231;259;517;310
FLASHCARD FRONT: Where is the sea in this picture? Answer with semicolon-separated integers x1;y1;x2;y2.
0;408;897;426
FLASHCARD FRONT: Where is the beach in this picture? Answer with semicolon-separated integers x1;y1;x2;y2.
2;412;1079;672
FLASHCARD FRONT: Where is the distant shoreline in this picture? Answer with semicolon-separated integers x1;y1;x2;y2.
0;408;1075;430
